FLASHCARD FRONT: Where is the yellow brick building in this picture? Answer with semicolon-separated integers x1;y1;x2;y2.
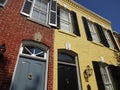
53;0;120;90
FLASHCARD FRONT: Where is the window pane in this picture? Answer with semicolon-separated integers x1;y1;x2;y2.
22;0;32;14
58;52;75;64
35;0;41;8
59;8;73;33
22;46;45;58
31;0;48;24
104;30;114;48
50;12;56;24
42;1;47;11
39;12;46;23
60;9;69;21
32;9;39;19
88;21;100;43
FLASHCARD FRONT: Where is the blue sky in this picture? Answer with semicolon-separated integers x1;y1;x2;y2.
74;0;120;34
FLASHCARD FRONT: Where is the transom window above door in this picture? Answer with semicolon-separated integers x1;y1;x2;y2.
22;46;46;58
20;40;48;59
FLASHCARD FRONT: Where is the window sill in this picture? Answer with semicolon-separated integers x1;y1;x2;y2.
58;30;77;37
91;41;104;47
27;18;51;28
91;41;118;51
108;47;118;52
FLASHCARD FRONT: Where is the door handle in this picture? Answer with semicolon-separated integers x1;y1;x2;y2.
28;73;33;80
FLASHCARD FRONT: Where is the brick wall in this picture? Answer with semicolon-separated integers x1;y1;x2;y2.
0;0;54;90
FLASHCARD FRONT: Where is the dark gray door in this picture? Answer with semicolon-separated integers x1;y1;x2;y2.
58;64;79;90
11;57;46;90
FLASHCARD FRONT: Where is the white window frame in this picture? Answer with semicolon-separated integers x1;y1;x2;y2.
21;0;50;25
0;0;8;7
87;21;100;43
21;0;57;27
30;0;49;24
99;63;114;90
59;7;73;34
104;29;114;49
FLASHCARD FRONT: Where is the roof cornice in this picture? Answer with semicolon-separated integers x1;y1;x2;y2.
58;0;111;24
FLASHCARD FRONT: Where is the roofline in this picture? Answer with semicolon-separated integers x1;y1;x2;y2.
71;0;111;24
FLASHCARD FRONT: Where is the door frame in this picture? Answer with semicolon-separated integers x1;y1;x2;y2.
58;49;82;90
10;40;49;90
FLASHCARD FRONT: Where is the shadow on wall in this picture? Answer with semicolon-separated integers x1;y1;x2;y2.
0;57;12;90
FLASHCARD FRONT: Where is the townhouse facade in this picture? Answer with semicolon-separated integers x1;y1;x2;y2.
0;0;120;90
53;0;120;90
0;0;55;90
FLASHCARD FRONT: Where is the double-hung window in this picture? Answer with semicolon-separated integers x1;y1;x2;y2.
31;0;49;24
82;16;119;50
0;0;8;7
103;29;114;49
99;63;114;90
21;0;57;26
21;0;81;36
59;8;73;33
57;6;80;36
87;21;100;43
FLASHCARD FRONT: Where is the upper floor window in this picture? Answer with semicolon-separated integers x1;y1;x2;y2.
103;29;114;49
59;8;73;33
82;16;119;50
21;0;57;26
21;0;81;36
31;0;49;24
87;20;100;43
57;6;80;36
0;0;8;7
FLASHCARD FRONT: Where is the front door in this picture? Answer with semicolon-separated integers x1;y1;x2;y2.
11;57;46;90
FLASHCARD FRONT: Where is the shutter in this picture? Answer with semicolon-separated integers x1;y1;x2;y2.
82;16;93;41
108;65;120;90
92;61;105;90
21;0;33;16
95;23;109;47
57;5;60;28
0;0;6;5
49;0;57;27
107;30;119;50
70;11;80;36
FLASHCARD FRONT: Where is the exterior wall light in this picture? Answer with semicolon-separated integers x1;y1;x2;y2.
84;65;93;82
0;44;6;59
